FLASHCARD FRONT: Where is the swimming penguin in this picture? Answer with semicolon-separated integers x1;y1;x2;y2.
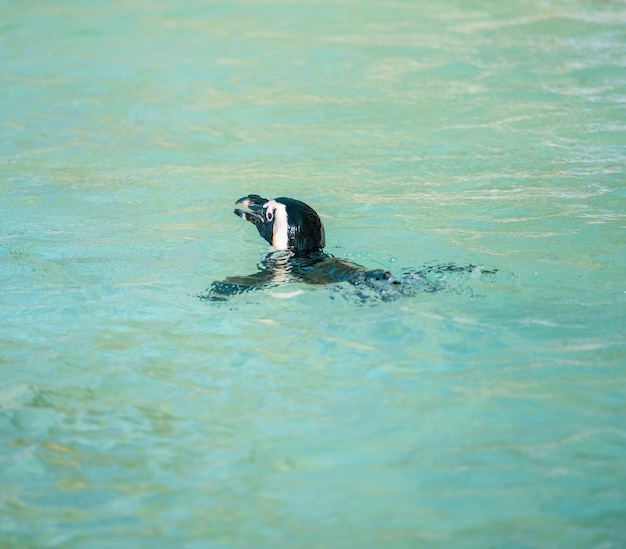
202;194;496;302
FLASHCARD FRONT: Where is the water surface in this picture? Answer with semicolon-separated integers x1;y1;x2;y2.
1;0;625;547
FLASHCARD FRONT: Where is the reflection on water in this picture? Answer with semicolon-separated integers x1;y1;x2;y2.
1;0;625;547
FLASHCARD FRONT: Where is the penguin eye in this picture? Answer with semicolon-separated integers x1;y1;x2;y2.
266;209;274;221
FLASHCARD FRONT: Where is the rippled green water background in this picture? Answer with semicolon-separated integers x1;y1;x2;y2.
2;1;625;547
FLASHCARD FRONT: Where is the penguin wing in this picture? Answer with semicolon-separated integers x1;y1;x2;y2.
199;270;278;301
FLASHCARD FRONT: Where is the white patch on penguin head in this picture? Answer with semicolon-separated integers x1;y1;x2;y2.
264;199;289;250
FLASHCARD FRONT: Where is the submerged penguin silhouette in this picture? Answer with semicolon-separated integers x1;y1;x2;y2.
201;194;496;303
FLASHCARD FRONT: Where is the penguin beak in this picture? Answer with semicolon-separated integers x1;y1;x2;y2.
234;194;269;225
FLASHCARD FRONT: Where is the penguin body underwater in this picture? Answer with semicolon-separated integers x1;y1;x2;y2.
202;194;496;302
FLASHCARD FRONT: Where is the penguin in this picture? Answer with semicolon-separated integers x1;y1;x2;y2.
201;194;496;302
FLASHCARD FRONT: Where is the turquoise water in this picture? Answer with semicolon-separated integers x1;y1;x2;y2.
2;0;625;546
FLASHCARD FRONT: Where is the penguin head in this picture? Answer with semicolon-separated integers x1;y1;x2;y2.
234;194;326;254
